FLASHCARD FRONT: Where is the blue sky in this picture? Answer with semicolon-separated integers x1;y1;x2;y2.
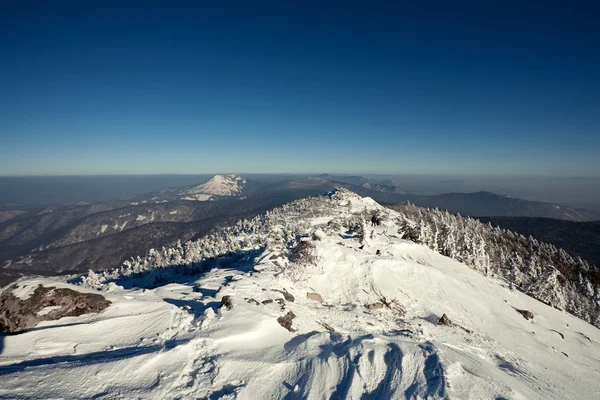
1;1;599;176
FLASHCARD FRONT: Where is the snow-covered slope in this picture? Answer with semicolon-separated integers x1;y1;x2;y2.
180;174;247;200
1;191;599;399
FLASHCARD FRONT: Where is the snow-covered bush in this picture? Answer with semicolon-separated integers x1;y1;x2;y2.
388;203;600;328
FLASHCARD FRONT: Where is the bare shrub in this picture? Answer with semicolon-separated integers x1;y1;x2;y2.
289;239;318;265
286;239;320;281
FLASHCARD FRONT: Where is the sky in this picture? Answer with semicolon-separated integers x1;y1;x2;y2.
1;1;599;176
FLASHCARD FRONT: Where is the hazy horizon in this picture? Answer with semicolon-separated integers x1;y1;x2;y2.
1;174;599;215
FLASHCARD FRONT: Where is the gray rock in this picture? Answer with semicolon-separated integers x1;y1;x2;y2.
438;313;452;326
551;329;565;340
516;309;534;320
277;311;297;332
319;321;335;332
366;302;385;309
0;284;111;333
220;295;233;310
272;289;295;302
306;292;323;303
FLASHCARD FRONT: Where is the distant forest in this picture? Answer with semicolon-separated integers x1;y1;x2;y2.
477;217;600;267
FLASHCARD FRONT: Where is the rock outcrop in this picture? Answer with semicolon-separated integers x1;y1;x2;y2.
306;292;323;303
438;313;452;326
516;309;534;320
277;311;297;332
272;289;295;302
0;284;111;333
220;295;233;310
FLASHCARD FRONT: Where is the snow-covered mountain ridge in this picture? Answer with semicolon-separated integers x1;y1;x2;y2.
1;189;599;399
81;188;600;330
180;174;247;199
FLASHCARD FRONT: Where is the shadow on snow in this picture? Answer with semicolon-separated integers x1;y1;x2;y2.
0;338;192;376
71;247;267;291
282;332;446;400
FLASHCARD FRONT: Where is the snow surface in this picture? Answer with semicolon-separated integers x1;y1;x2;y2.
181;174;246;197
182;194;214;201
1;193;600;399
37;305;63;316
9;283;38;301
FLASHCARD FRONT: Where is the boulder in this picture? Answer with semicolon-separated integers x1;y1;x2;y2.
319;321;335;332
220;295;233;310
306;292;323;303
516;309;534;320
0;284;111;333
366;302;384;310
272;289;295;302
277;311;297;332
438;313;452;326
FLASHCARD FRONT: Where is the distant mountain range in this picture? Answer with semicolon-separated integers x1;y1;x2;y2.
396;191;597;221
326;182;598;222
0;175;332;284
0;174;597;286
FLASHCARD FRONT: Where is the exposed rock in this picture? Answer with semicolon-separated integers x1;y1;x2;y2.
245;298;259;305
306;292;323;303
0;284;111;333
579;332;592;343
551;329;565;340
275;298;286;307
516;309;534;320
438;313;452;326
319;321;335;332
220;295;233;310
277;311;297;332
376;249;381;256
272;289;295;302
262;299;274;305
366;302;385;310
